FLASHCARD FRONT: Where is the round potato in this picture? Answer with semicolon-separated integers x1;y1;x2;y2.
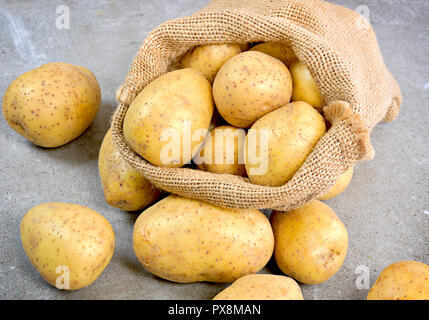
20;202;115;290
271;200;348;285
180;44;241;84
213;51;292;128
213;274;303;300
2;62;101;148
318;167;354;200
98;129;161;211
250;43;297;67
245;101;326;186
123;68;214;167
290;61;323;110
195;125;247;177
132;195;274;283
367;261;429;300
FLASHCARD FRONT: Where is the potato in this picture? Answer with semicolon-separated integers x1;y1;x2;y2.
271;200;348;285
132;195;274;283
245;101;326;186
195;125;247;177
213;274;303;300
213;51;292;128
2;62;101;148
250;43;297;67
98;129;161;211
123;68;214;167
290;61;323;110
20;202;115;290
238;42;251;52
367;261;429;300
180;44;241;84
318;167;354;200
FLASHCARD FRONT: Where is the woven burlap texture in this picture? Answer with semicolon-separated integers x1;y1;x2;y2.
111;0;402;211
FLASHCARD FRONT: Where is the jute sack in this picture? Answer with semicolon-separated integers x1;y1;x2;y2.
111;0;402;211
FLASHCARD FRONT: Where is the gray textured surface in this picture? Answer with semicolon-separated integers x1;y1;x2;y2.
0;0;428;300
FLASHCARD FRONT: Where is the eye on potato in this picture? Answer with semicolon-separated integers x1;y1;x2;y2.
245;101;326;187
250;42;297;67
180;44;241;84
123;68;214;167
20;202;115;290
195;125;247;177
290;61;324;111
367;261;429;300
318;167;354;200
2;62;101;148
132;195;274;283
213;274;304;300
98;129;161;211
271;200;348;285
213;51;292;128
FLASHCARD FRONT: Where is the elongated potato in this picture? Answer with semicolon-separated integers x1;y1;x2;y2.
290;61;323;110
123;68;213;167
98;129;161;211
245;101;326;186
132;195;274;283
20;202;115;290
213;274;304;300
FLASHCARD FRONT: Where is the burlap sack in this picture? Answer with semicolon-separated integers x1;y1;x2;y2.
111;0;402;211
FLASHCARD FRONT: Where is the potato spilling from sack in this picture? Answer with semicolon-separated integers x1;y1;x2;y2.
123;68;213;167
20;202;115;290
271;200;348;285
2;62;101;148
213;51;292;128
98;129;161;211
213;274;304;300
132;195;274;283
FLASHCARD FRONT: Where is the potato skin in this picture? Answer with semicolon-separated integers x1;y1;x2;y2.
196;125;247;177
290;61;323;110
2;62;101;148
213;274;304;300
213;51;292;128
318;167;354;200
367;261;429;300
246;101;326;186
20;202;115;290
271;200;348;285
250;43;297;67
123;68;214;167
180;44;241;84
132;195;274;283
98;129;161;211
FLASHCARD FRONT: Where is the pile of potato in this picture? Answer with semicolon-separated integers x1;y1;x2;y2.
3;43;428;299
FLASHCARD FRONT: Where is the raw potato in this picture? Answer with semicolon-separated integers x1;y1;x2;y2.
98;129;161;211
213;274;304;300
2;62;101;148
250;43;297;67
213;51;292;128
196;125;247;177
245;101;326;186
132;195;274;283
271;200;348;285
290;61;323;110
123;68;214;167
20;202;115;290
367;261;429;300
238;42;251;52
180;44;241;84
318;167;354;200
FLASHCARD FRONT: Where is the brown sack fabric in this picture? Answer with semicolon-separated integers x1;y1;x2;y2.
111;0;402;211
